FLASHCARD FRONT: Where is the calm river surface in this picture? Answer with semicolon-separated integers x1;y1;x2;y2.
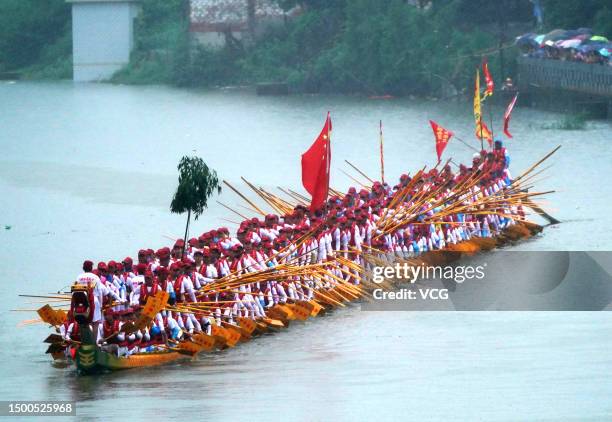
1;81;611;420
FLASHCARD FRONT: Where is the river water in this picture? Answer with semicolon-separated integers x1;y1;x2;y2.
1;81;611;420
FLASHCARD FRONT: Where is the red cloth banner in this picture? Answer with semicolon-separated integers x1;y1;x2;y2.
482;58;494;100
503;93;519;138
301;113;332;211
429;120;454;162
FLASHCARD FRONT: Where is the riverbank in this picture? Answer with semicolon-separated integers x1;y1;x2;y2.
4;2;611;98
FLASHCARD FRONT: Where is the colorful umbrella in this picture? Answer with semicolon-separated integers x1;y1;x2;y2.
557;39;582;49
516;33;540;48
543;29;571;42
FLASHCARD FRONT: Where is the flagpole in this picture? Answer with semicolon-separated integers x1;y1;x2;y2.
479;69;484;151
475;68;484;151
453;134;480;153
488;95;495;149
379;120;385;184
480;56;495;148
482;56;495;150
326;112;331;215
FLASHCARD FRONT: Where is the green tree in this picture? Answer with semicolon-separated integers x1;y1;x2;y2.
170;156;221;256
0;0;70;71
541;0;612;36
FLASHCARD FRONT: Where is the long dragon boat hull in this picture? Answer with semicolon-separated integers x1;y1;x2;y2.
76;345;188;374
67;220;540;374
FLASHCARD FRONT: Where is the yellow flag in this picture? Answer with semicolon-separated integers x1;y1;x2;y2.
473;69;482;129
473;70;492;145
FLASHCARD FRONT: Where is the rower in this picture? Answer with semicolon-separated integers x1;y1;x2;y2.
100;311;121;355
120;257;134;289
156;247;171;268
131;270;160;306
137;249;147;265
63;316;80;359
172;261;196;303
171;240;184;260
75;260;124;344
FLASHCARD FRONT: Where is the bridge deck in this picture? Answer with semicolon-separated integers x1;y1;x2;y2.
518;56;612;98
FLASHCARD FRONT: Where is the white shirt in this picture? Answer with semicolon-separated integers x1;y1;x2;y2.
76;272;120;322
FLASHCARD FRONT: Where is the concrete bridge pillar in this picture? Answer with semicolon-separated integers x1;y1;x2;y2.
68;0;141;82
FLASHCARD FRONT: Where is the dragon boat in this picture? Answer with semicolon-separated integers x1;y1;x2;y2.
26;136;559;374
37;219;543;374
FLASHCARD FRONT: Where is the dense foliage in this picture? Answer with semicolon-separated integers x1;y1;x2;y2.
0;0;71;76
199;0;527;95
2;0;610;95
116;0;611;96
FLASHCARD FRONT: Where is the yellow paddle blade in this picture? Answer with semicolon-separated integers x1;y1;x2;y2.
37;305;66;326
211;324;240;347
225;325;249;342
285;303;310;321
275;304;297;320
296;300;315;314
141;296;158;319
142;290;169;319
177;340;203;355
192;333;216;351
261;317;285;329
307;300;324;316
236;317;257;334
54;309;67;325
255;321;269;332
266;306;291;322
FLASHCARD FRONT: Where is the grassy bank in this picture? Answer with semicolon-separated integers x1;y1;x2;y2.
3;0;611;96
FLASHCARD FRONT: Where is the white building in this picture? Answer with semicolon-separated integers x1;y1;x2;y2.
68;0;141;82
190;0;299;48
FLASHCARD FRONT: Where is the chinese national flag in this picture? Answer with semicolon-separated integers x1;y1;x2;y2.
301;112;332;211
429;120;453;162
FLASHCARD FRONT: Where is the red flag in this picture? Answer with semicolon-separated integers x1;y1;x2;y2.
301;113;332;211
429;120;454;162
482;58;494;100
503;93;518;138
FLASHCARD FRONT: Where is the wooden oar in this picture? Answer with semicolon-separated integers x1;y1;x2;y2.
277;187;307;205
223;180;267;216
287;189;311;203
217;200;249;220
522;198;560;225
241;177;287;215
345;160;375;184
339;168;370;188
